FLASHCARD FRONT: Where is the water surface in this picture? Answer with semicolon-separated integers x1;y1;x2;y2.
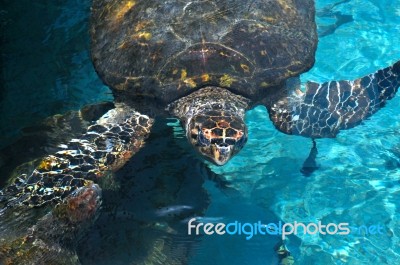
1;0;400;264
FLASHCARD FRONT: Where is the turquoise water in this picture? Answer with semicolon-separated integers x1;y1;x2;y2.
1;0;400;264
197;1;400;264
0;0;112;148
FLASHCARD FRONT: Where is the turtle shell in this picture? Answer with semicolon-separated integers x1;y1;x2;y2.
91;0;317;104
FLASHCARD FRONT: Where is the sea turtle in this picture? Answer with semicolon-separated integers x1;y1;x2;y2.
1;0;400;263
89;0;399;165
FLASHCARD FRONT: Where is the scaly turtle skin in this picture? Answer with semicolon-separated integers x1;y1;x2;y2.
0;105;153;209
0;102;114;183
1;0;400;263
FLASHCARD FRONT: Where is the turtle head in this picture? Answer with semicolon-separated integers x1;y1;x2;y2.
168;87;250;166
188;111;247;165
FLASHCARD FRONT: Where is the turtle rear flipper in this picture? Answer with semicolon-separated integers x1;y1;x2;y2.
301;139;319;177
267;60;400;138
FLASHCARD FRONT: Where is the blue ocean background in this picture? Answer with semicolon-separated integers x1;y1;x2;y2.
1;0;400;264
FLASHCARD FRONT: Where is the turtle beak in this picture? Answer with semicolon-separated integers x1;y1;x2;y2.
211;143;233;165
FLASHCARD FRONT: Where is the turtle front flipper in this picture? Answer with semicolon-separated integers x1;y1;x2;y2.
0;104;153;208
0;104;153;263
267;60;400;138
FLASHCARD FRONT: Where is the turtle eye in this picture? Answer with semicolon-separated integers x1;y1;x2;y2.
197;129;211;146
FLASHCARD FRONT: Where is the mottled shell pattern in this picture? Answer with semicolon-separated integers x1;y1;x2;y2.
91;0;317;105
